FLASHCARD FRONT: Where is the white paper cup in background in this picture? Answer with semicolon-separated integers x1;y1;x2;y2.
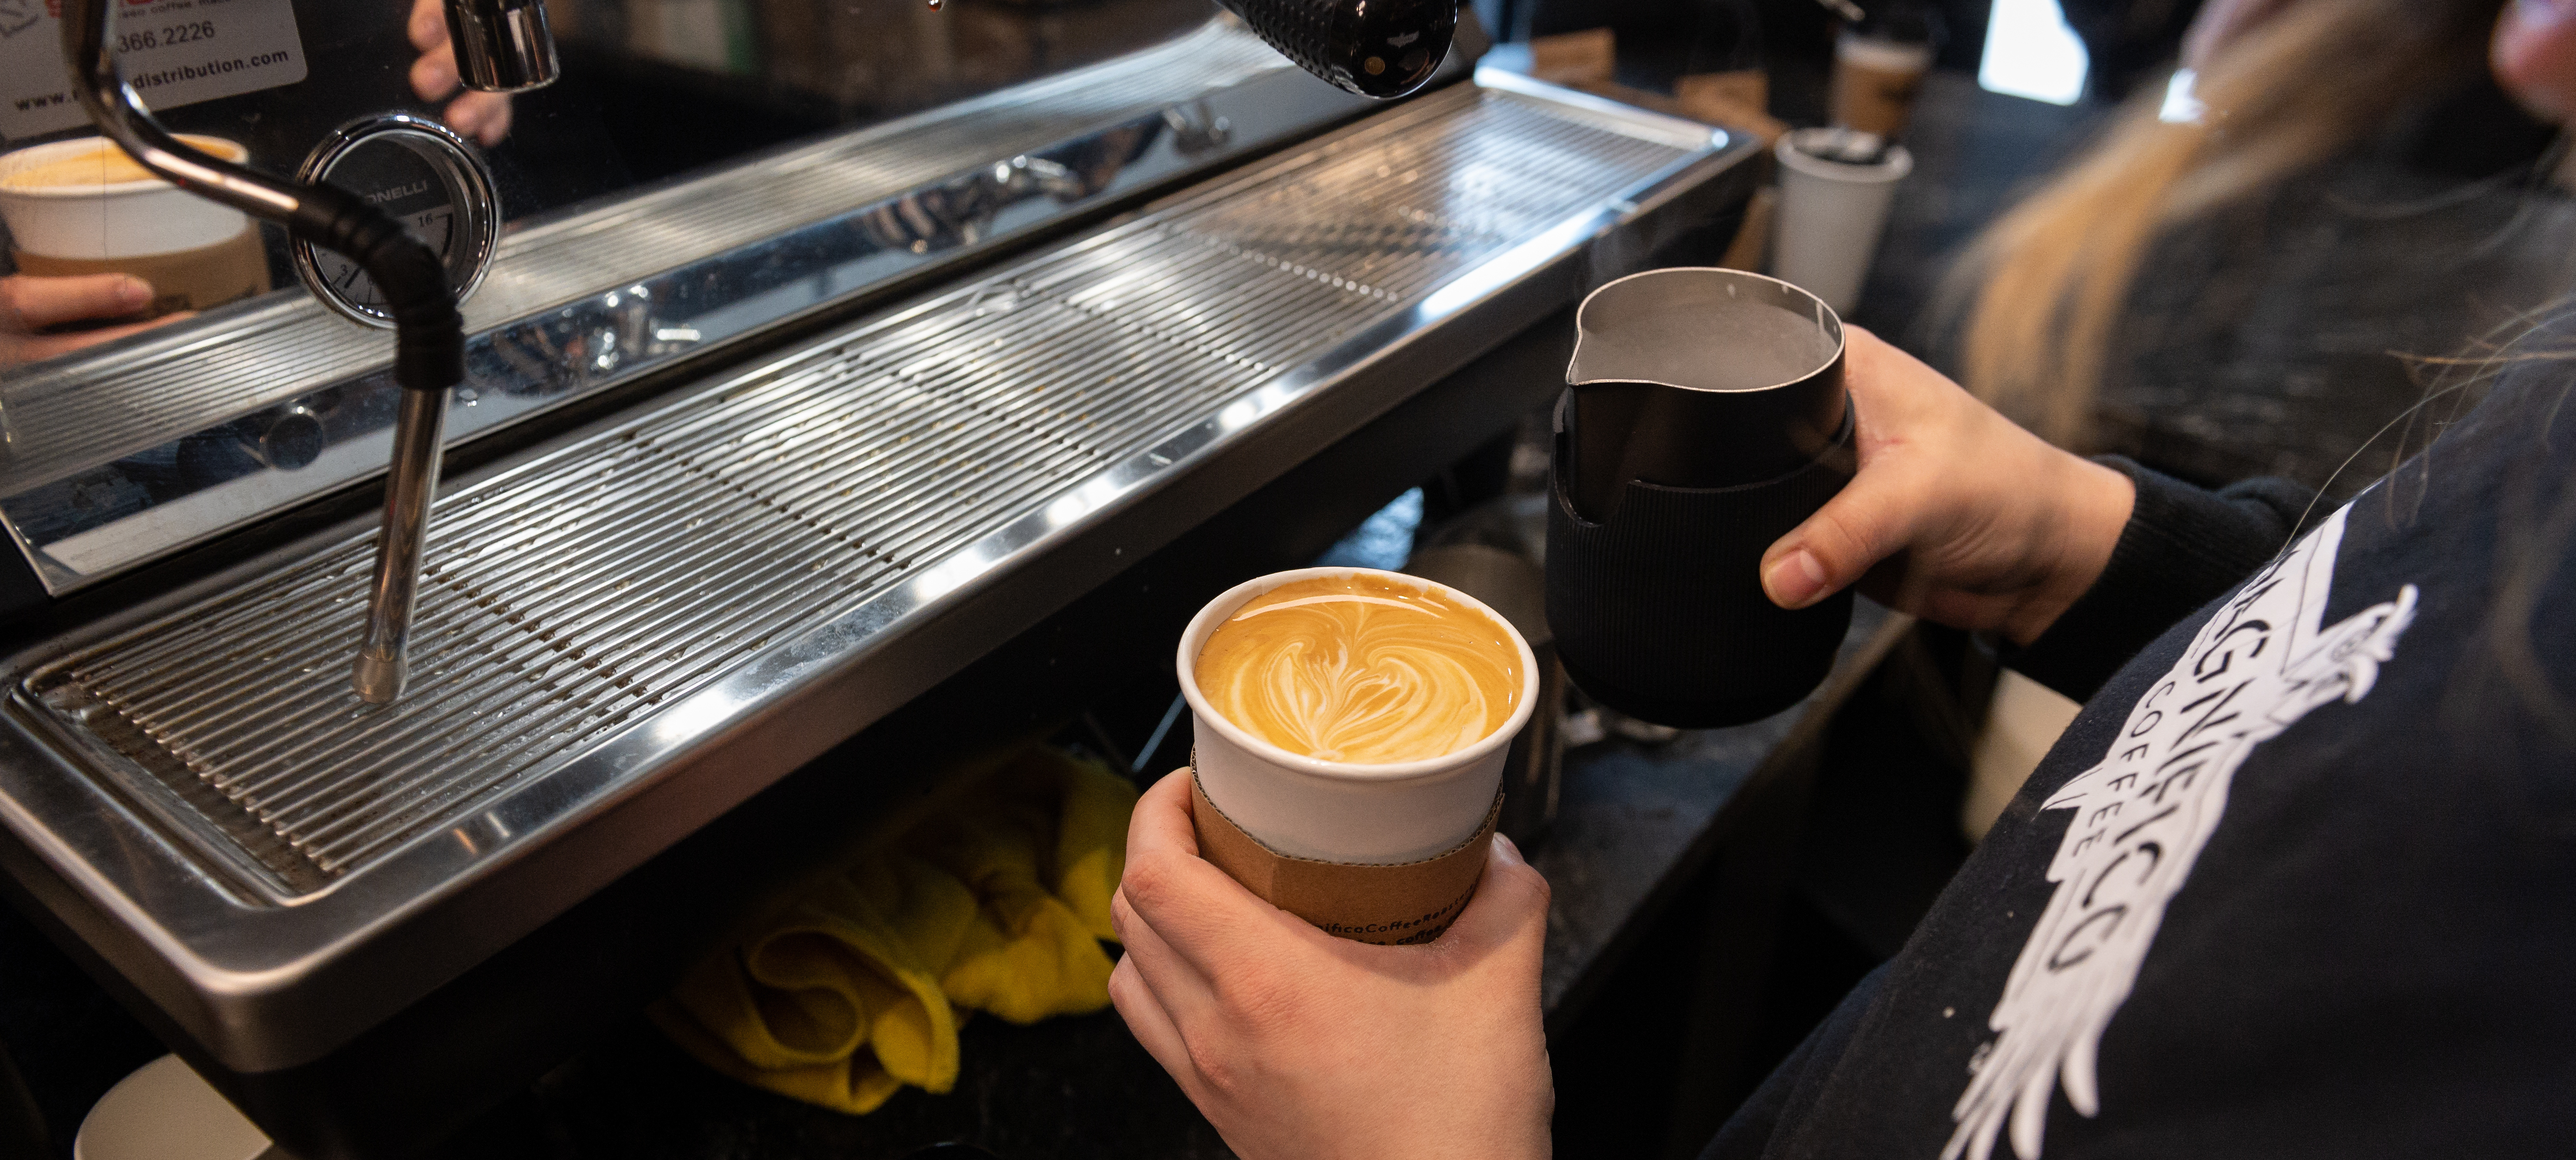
1178;567;1542;865
1771;128;1913;317
0;136;270;316
0;136;251;260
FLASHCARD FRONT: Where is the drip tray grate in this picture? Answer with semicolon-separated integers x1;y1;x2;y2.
22;88;1694;897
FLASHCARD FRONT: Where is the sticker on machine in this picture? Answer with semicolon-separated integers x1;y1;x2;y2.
0;0;309;141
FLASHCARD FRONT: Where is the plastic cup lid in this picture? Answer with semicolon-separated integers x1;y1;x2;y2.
1787;127;1893;166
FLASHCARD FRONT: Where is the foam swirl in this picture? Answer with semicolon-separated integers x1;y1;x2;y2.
1195;574;1523;764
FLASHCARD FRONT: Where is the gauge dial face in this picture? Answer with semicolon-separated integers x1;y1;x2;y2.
294;117;499;328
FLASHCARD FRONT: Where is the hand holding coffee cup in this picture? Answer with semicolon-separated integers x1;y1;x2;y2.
0;135;271;350
1179;568;1541;944
1108;768;1556;1160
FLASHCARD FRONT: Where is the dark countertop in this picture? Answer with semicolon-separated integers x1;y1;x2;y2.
1533;601;1892;1016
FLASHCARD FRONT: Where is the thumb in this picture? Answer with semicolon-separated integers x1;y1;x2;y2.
1436;833;1549;953
8;274;153;330
409;0;450;49
1760;459;1916;610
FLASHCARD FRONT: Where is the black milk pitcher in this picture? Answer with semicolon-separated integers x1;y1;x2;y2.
1546;268;1856;727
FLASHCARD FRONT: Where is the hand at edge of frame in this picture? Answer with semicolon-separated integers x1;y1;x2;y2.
1110;770;1554;1160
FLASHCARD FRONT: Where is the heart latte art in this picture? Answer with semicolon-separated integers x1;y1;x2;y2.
1195;574;1523;764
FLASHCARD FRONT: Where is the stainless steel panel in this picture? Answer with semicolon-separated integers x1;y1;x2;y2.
0;72;1750;1071
0;18;1365;592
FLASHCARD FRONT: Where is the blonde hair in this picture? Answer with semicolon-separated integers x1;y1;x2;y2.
1948;0;2508;447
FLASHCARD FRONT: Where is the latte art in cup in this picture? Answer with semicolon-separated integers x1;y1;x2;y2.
0;136;270;317
1193;573;1523;765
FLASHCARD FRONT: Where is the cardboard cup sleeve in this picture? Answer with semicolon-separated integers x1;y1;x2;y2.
1191;771;1498;946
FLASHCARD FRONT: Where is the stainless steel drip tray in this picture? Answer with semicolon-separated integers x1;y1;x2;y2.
0;72;1754;1072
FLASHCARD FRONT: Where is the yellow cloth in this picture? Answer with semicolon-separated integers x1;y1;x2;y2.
651;747;1136;1114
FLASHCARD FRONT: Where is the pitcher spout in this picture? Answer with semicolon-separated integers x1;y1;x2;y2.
1559;268;1848;523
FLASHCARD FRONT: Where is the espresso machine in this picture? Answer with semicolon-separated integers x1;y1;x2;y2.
0;1;1763;1153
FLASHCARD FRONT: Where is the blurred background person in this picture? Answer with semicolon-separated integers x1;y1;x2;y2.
1935;0;2576;847
1950;0;2574;498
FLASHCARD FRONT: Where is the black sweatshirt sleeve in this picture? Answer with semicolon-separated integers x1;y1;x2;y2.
1700;965;1889;1160
2008;457;2316;702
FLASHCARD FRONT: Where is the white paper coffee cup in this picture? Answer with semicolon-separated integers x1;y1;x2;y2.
1832;33;1935;137
0;136;252;261
1771;128;1913;316
1178;567;1542;865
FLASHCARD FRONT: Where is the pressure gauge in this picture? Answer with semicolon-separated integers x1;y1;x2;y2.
292;115;501;328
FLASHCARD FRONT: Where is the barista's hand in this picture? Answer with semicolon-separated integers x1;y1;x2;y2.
409;0;516;148
1110;771;1553;1160
1761;327;2134;647
0;274;187;365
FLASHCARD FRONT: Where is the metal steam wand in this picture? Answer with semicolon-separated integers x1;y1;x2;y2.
61;0;557;704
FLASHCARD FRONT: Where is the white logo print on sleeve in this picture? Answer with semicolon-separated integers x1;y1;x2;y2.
1943;505;2419;1160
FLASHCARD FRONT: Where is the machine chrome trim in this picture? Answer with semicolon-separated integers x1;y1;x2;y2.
0;18;1368;592
0;77;1752;1071
442;0;561;95
291;116;503;330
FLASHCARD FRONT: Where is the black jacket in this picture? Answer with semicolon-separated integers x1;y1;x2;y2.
1708;329;2576;1159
